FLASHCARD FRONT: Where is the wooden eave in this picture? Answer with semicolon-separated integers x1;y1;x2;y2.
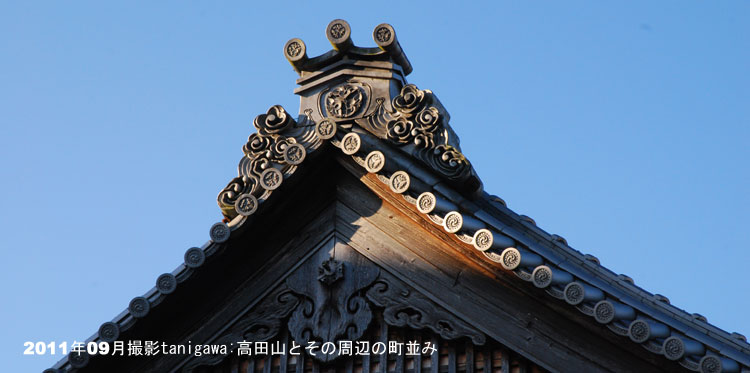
49;135;750;372
49;19;750;373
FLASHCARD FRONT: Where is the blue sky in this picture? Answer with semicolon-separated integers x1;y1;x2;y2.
2;2;748;371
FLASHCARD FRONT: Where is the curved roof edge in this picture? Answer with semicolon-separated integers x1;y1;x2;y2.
48;19;750;373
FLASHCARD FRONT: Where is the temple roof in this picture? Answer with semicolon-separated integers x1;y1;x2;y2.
49;20;750;373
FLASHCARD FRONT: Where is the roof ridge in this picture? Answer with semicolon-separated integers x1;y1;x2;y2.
48;19;750;373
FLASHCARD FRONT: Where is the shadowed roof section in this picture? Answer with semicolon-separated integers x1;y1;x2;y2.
49;19;749;373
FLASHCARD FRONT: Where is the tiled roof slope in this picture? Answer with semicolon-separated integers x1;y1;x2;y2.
49;19;749;373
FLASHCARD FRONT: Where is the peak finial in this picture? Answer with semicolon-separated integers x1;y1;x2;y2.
373;23;395;47
283;20;412;76
372;23;411;75
326;19;352;51
283;38;308;73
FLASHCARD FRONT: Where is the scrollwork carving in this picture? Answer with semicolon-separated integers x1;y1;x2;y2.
385;85;442;147
218;176;258;218
286;247;379;363
219;81;482;221
385;117;414;143
317;257;343;285
183;285;300;372
392;84;425;115
243;132;271;155
326;84;364;118
355;84;481;193
218;104;326;220
419;144;470;181
254;105;293;135
184;245;489;369
415;106;440;129
219;81;483;220
366;277;486;345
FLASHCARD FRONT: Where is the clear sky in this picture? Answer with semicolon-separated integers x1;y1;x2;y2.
2;2;748;371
